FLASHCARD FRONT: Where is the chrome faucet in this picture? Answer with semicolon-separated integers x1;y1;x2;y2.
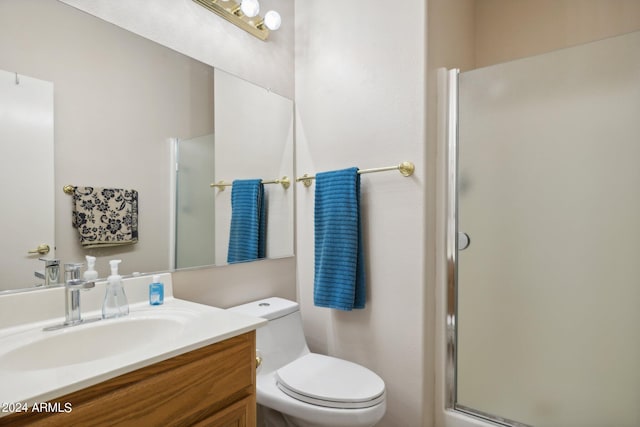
34;258;60;287
43;262;99;331
63;263;95;326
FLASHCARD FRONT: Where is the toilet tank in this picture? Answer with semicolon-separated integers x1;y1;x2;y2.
228;297;310;374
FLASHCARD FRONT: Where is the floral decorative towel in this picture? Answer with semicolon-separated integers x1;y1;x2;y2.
71;186;138;248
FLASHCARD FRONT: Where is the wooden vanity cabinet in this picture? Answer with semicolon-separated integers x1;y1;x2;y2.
1;331;257;427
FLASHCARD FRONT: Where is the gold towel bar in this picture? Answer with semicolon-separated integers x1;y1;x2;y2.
295;161;415;187
63;185;76;194
210;176;291;191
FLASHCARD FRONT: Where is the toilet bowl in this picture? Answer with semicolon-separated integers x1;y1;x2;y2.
229;297;386;427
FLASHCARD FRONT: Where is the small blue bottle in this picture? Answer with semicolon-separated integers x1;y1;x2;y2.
149;275;164;305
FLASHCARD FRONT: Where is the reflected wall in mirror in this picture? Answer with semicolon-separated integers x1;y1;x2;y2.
0;70;54;289
0;0;294;292
212;69;294;266
456;31;640;427
174;69;294;269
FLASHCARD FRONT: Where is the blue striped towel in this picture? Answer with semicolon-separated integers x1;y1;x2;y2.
314;167;366;310
227;179;266;263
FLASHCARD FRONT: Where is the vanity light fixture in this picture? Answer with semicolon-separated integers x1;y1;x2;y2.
193;0;281;41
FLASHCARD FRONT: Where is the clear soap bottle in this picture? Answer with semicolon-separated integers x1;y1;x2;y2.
102;259;129;319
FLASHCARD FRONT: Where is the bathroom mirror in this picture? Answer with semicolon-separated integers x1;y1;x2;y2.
0;0;294;292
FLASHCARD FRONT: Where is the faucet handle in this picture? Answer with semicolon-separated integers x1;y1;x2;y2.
39;258;60;267
65;279;95;290
36;258;60;286
64;262;84;281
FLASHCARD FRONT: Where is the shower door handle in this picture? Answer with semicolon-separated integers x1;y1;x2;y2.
458;232;470;250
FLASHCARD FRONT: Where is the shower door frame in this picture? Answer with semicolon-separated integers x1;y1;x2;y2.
441;67;531;427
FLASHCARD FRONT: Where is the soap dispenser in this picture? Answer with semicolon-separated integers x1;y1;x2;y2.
83;256;98;281
102;259;129;319
149;275;164;306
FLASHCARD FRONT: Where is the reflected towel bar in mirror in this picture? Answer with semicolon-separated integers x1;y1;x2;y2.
295;161;415;187
210;176;291;191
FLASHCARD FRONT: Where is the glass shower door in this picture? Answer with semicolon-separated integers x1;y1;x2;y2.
454;30;640;427
174;133;216;269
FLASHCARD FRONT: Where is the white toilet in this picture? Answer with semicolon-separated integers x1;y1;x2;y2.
229;297;386;427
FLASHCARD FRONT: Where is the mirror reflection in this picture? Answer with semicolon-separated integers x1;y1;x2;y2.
212;69;294;266
0;0;294;292
0;70;54;290
175;69;294;269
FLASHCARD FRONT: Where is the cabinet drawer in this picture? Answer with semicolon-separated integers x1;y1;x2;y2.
192;395;256;427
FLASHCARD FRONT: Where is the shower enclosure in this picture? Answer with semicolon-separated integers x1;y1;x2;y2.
443;31;640;427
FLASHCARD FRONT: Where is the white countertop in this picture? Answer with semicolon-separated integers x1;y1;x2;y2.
0;274;266;416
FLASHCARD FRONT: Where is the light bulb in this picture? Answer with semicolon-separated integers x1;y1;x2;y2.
264;10;281;31
240;0;259;18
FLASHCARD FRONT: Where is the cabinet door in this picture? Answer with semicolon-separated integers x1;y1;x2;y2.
0;332;256;427
193;396;256;427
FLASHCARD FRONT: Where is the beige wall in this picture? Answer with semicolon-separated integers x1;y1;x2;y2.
428;0;476;73
295;1;428;426
475;0;640;68
173;256;296;308
427;0;640;73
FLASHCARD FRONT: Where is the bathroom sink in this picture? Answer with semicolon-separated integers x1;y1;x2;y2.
0;312;187;371
0;275;268;412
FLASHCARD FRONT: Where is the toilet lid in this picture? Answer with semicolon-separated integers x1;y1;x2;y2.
275;353;385;409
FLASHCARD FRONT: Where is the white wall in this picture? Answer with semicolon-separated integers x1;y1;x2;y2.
60;0;294;99
295;1;428;426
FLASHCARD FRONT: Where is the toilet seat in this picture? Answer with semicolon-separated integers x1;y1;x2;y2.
275;353;385;409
